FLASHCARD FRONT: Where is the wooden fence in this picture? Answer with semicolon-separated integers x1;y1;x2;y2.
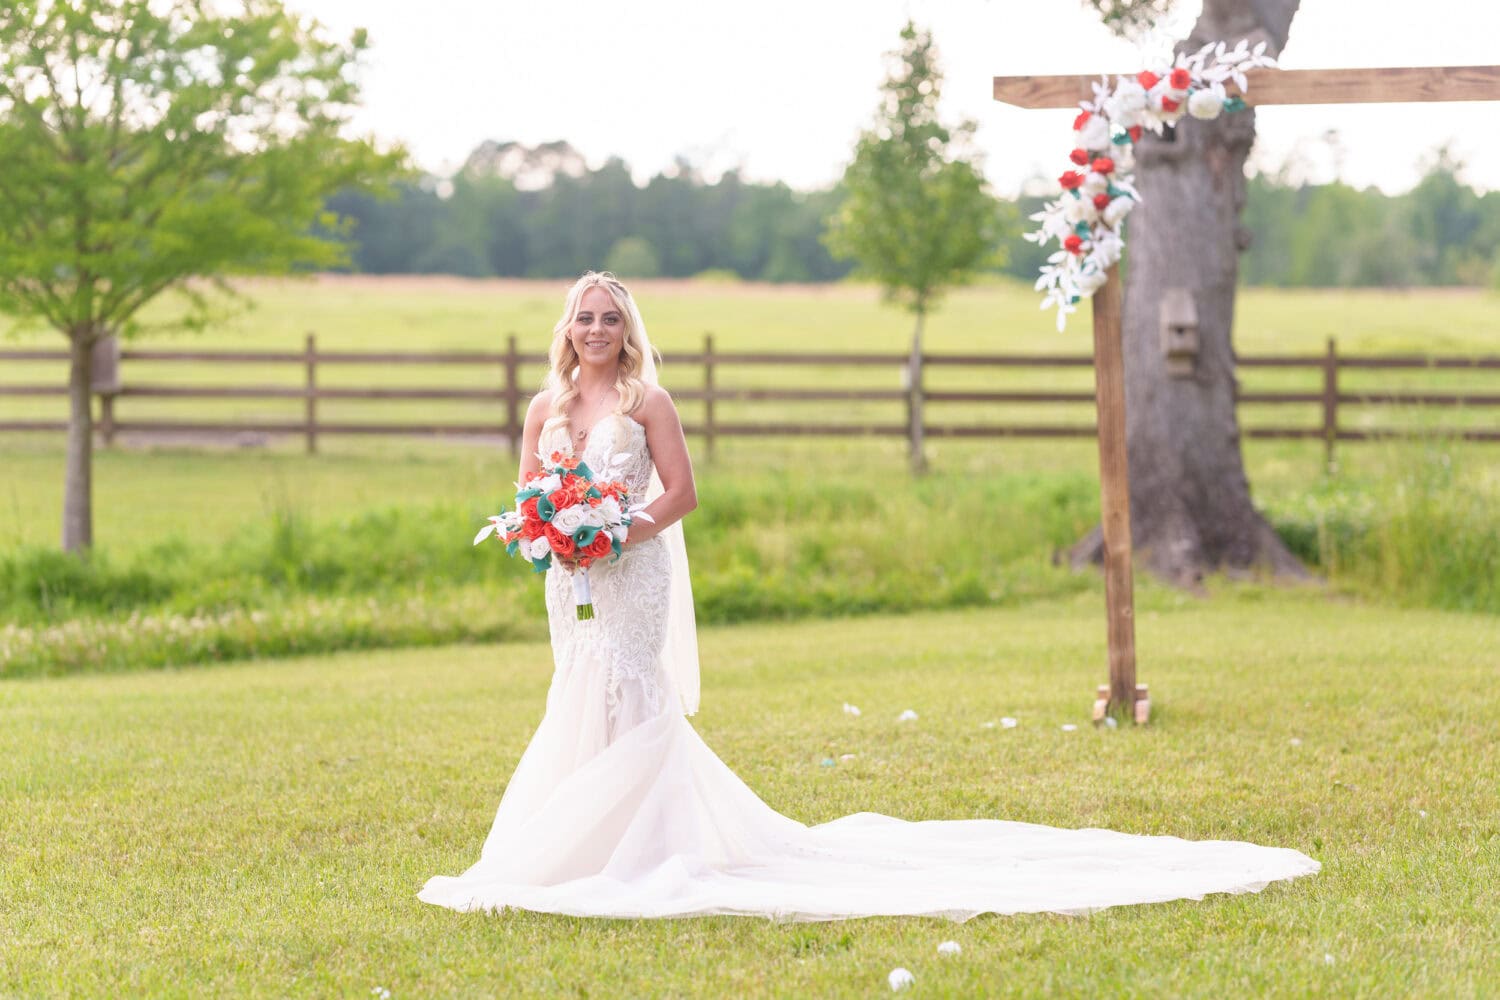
2;334;1498;466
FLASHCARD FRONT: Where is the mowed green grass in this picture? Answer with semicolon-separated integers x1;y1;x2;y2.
2;593;1496;997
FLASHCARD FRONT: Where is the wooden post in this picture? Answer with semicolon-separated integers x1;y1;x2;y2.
994;62;1500;733
1322;337;1338;473
906;329;926;474
304;332;317;455
503;333;521;457
703;332;716;463
1088;266;1143;723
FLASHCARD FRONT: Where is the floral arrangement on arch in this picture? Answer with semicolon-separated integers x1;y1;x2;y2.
1026;39;1278;331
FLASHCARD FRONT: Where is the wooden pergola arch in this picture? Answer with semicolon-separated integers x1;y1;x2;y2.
992;64;1500;724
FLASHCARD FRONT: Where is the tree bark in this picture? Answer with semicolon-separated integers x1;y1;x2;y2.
1071;0;1308;587
62;326;96;552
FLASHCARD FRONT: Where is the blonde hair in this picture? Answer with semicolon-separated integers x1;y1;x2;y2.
542;271;655;440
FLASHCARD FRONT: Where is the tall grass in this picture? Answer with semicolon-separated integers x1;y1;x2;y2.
3;442;1495;679
0;470;1102;677
1266;441;1499;614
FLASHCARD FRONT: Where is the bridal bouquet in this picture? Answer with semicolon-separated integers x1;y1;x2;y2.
474;449;653;620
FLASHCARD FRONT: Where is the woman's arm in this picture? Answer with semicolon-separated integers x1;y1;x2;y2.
517;389;554;484
627;385;697;545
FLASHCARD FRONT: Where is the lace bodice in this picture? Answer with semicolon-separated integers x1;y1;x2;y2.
540;413;670;733
539;413;655;498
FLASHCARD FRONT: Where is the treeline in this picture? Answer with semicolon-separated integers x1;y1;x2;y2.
327;141;851;283
329;140;1500;288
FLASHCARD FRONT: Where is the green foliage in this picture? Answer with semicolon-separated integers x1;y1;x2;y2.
5;434;1498;678
0;0;407;341
330;161;853;283
0;471;1100;677
1268;444;1499;614
603;236;663;279
823;22;1010;316
1237;150;1500;288
1081;0;1177;39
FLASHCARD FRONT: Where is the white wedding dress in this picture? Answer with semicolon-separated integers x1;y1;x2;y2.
418;414;1319;921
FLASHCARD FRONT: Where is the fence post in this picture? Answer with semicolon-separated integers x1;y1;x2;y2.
906;329;926;474
504;333;520;457
305;332;317;455
1322;336;1338;473
703;332;716;463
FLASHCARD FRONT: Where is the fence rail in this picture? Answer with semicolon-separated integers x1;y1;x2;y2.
3;334;1498;464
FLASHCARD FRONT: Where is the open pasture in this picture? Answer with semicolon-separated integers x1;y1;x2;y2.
3;277;1499;444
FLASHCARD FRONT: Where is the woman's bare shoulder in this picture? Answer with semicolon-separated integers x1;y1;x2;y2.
527;389;555;416
634;384;677;425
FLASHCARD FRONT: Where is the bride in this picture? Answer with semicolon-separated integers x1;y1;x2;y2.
418;271;1319;921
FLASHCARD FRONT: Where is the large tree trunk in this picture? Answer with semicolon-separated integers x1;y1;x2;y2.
62;327;96;552
1071;0;1307;587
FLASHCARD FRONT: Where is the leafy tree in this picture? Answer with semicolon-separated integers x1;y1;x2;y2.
824;21;1008;469
0;0;405;551
604;237;663;279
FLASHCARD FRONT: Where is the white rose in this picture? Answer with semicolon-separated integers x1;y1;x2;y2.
582;505;608;529
597;495;622;523
526;535;552;561
1073;114;1110;152
550;505;586;536
1104;81;1147;127
1080;171;1109;198
1062;196;1098;226
1103;196;1135;228
1076;268;1108;296
611;524;629;543
1188;85;1226;120
1091;231;1124;269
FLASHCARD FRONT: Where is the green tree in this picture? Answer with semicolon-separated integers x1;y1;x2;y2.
0;0;405;551
604;236;662;279
824;21;1006;471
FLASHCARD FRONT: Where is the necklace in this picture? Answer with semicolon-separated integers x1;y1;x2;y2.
572;391;612;442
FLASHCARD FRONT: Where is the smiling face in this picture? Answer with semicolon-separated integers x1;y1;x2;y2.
569;285;626;369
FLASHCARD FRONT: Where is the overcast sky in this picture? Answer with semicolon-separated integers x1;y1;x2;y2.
285;0;1500;196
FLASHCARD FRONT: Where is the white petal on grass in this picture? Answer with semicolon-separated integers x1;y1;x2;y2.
1061;723;1078;732
1104;716;1119;729
897;709;919;722
1000;717;1018;729
981;721;996;729
937;940;962;955
1289;737;1303;746
839;754;857;762
888;968;916;991
843;703;862;717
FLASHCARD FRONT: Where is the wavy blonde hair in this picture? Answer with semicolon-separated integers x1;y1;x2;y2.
542;271;655;440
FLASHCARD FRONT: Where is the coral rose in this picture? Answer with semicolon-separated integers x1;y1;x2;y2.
545;524;576;558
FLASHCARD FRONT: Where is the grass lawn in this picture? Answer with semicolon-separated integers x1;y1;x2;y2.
3;591;1496;997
